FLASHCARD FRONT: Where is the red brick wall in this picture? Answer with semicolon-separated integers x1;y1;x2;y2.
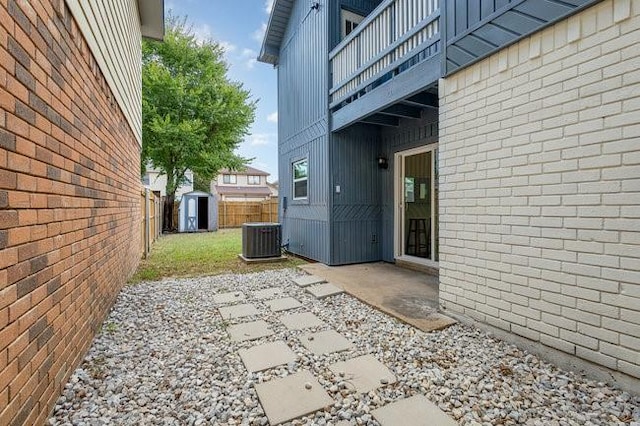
0;1;142;424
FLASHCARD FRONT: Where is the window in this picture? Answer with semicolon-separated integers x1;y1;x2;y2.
247;175;261;185
341;9;364;38
222;174;237;184
292;159;308;200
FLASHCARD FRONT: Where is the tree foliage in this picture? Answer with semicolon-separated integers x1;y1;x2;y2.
142;16;255;229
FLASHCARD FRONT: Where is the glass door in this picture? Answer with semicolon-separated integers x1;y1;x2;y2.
395;145;438;264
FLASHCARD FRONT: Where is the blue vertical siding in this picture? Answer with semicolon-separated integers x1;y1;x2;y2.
330;124;382;264
277;0;331;263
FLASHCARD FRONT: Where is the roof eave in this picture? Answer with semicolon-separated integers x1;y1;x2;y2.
138;0;165;41
257;0;294;65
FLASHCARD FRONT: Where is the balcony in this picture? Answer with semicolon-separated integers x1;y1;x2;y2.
329;0;441;131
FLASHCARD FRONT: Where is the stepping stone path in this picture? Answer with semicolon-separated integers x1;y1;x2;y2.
213;291;245;304
300;329;353;355
372;394;459;426
265;297;302;312
252;287;283;300
227;320;273;342
306;282;344;299
280;312;325;330
292;275;326;287
221;274;456;425
254;370;333;425
218;303;259;319
238;341;296;372
329;354;397;393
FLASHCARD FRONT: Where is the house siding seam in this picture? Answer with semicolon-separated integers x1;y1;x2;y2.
0;1;142;424
439;0;640;379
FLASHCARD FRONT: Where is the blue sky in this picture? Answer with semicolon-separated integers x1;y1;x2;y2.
165;0;279;181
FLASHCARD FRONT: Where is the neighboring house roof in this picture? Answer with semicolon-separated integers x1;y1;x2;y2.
215;186;273;196
258;0;294;64
219;166;270;176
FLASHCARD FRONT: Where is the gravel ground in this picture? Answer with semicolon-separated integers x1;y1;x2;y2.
49;269;639;426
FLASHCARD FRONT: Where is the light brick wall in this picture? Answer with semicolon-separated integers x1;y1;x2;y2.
0;1;141;424
439;0;639;380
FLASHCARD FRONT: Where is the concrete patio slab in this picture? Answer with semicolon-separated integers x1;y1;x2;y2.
227;320;273;342
254;370;333;425
372;394;458;426
213;291;246;305
300;263;456;332
266;297;302;312
306;283;344;299
218;303;259;319
252;287;284;300
280;312;325;330
238;341;297;372
292;275;326;287
329;354;396;393
300;330;353;355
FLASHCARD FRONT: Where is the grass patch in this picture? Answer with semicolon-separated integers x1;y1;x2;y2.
130;228;306;283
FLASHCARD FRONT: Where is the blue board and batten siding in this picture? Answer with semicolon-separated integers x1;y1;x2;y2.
263;0;599;265
277;0;331;262
444;0;600;74
330;124;382;265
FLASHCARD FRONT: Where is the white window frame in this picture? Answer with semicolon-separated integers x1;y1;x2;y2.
247;175;261;185
223;174;236;184
341;9;365;38
292;159;308;200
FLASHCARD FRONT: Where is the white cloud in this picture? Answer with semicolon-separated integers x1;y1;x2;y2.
218;40;237;54
246;133;274;146
267;112;278;123
241;48;258;69
192;23;213;44
265;0;275;14
253;22;267;44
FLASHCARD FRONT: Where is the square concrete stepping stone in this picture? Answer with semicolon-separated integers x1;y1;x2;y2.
300;330;353;355
252;287;284;300
238;341;296;372
293;275;326;287
266;297;302;312
227;320;273;342
213;291;246;305
372;395;458;426
306;283;343;299
218;303;259;319
329;354;396;393
254;370;333;425
280;312;325;330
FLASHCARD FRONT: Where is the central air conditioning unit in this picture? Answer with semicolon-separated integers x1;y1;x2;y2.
242;223;281;258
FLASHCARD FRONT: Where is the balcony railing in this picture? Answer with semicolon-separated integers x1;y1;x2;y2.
329;0;440;110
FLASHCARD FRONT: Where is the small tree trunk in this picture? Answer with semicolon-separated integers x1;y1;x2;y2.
163;194;175;232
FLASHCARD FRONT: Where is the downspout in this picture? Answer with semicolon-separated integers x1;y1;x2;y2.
326;0;335;266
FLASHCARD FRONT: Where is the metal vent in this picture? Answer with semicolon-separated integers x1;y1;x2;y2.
242;223;281;258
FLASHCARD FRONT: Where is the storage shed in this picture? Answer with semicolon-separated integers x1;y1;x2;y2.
178;191;218;232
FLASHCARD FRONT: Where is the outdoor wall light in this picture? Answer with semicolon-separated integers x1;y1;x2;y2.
377;156;389;169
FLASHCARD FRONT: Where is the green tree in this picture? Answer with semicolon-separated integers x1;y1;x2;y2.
142;16;255;231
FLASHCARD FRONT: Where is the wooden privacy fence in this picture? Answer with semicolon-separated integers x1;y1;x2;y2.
218;199;279;228
140;188;162;257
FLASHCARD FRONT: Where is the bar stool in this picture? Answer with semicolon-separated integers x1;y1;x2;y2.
406;218;430;257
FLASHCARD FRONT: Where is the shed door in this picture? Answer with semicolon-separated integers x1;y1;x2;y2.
185;196;197;232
